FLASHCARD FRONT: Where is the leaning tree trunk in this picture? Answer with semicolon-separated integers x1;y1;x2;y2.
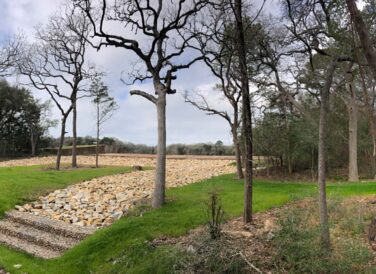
56;115;68;171
346;0;376;80
234;0;253;224
232;124;244;179
348;70;359;182
152;89;167;208
72;96;78;168
318;59;337;249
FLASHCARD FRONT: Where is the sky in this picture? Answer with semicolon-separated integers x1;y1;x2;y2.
0;0;278;145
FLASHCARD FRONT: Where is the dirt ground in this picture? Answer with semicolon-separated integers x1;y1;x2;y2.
153;196;376;273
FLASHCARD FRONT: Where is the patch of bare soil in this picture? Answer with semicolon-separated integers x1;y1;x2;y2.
153;197;376;273
152;205;288;273
0;267;9;274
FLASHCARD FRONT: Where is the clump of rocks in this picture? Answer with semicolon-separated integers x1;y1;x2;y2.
17;171;154;227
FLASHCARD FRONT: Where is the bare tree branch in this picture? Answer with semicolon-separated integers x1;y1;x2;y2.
130;89;157;104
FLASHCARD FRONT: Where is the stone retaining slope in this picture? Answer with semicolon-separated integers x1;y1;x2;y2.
0;156;236;258
0;211;95;259
17;159;235;227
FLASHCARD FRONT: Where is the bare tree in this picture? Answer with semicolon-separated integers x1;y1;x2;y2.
18;5;96;170
90;76;118;167
185;14;244;178
232;0;253;223
0;36;21;76
76;0;211;208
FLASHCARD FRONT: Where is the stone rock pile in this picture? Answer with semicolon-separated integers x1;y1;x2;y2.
14;158;235;227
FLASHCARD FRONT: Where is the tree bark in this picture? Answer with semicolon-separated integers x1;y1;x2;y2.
56;115;68;171
96;100;100;168
318;59;337;249
347;70;359;182
232;124;244;179
234;0;253;224
72;96;78;168
346;0;376;80
356;48;376;178
30;131;37;157
152;88;167;208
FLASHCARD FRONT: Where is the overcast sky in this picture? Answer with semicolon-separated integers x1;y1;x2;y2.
0;0;278;145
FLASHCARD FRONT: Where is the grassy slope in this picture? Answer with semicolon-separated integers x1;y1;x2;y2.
0;173;375;274
0;165;131;217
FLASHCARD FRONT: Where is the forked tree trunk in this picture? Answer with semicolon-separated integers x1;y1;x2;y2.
72;97;78;168
318;59;337;249
234;0;253;224
348;71;359;182
152;89;167;208
56;115;68;171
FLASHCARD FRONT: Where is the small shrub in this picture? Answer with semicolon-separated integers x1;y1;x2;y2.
206;190;225;240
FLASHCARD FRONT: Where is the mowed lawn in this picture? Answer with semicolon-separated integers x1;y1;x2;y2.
0;169;376;273
0;165;132;217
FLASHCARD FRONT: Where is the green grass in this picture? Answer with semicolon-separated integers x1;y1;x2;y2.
0;172;375;274
0;165;132;218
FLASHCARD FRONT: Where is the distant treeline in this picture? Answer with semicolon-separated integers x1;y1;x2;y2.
43;136;235;156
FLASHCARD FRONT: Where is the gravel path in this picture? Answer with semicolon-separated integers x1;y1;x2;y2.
4;155;235;228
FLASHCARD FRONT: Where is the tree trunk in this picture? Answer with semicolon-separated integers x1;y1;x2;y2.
346;0;376;80
30;131;37;157
348;70;359;182
287;152;292;174
311;146;316;182
356;48;376;178
318;59;337;249
72;97;78;168
234;0;253;224
232;125;244;179
152;89;166;208
56;115;68;171
96;101;100;168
